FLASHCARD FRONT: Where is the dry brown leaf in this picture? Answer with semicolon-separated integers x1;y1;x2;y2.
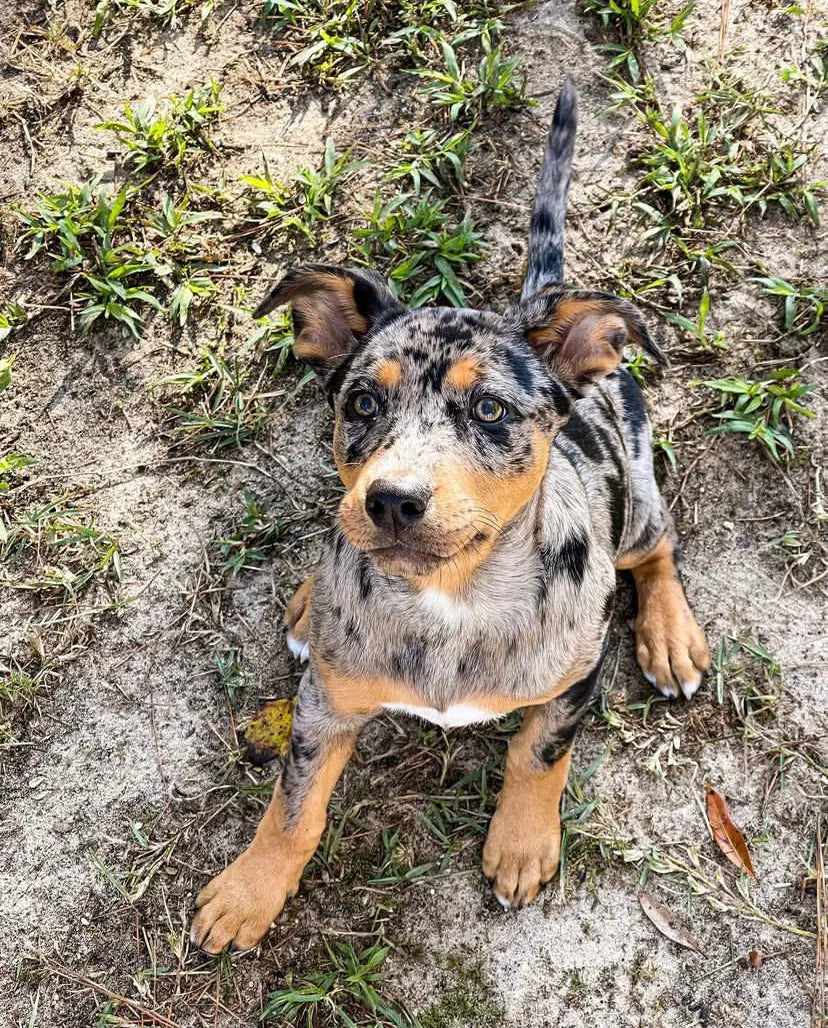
244;698;295;766
638;890;705;955
706;783;757;878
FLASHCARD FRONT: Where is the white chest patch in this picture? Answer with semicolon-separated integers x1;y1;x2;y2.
381;702;504;729
417;588;468;622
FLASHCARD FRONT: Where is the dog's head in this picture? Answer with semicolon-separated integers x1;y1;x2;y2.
256;264;658;588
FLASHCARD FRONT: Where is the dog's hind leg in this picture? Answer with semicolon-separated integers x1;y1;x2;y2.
482;659;604;909
618;526;710;700
610;369;710;699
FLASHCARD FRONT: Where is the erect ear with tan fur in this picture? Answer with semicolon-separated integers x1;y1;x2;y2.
253;264;405;373
510;289;666;394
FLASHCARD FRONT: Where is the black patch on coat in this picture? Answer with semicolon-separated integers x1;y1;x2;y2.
535;650;607;769
357;554;373;599
606;471;627;551
616;368;647;458
503;346;537;396
420;356;451;392
561;408;604;463
630;517;662;557
540;530;590;587
402;345;428;364
592;418;628;551
560;658;604;713
538;722;578;767
281;726;320;809
390;635;428;683
472;418;511;453
433;317;473;348
458;636;486;680
544;378;574;418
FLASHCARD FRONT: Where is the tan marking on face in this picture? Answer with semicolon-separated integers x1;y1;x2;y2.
445;355;481;390
417;430;550;593
334;419;549;591
374;358;402;389
334;440;417;539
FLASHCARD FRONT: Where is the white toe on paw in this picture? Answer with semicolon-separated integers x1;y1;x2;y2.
681;678;701;699
493;891;512;910
286;634;310;662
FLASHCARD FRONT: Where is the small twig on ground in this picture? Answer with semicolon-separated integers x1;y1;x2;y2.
35;955;182;1027
13;113;36;177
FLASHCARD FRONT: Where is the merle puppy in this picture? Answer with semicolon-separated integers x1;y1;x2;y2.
191;78;710;954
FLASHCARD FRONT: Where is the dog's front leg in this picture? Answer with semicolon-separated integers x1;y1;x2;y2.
482;661;603;909
191;667;366;954
284;574;313;661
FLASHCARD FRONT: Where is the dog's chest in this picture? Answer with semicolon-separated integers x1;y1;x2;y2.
315;557;608;709
380;701;506;728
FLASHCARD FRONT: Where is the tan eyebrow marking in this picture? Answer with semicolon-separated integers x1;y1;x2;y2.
374;358;402;389
445;355;481;390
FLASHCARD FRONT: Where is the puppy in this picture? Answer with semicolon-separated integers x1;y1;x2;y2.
191;78;710;954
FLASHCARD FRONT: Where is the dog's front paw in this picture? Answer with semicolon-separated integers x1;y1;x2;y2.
482;808;561;910
284;576;312;662
191;848;299;955
634;580;710;700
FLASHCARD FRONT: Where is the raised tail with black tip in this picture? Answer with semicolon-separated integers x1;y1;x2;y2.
521;76;577;300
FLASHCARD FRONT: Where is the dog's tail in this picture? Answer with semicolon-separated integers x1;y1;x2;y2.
521;76;577;301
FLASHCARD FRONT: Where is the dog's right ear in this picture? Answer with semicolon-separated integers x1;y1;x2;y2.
254;264;404;372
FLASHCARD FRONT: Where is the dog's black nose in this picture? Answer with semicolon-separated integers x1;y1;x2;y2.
365;480;430;533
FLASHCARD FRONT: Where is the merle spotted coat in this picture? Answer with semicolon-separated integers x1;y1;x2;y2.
191;78;710;953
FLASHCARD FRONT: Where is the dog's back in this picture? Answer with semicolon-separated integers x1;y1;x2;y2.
519;78;666;565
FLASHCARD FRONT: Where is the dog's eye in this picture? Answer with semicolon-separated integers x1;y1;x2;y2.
471;396;507;424
348;391;379;418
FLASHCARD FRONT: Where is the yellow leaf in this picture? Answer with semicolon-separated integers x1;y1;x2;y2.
244;698;295;765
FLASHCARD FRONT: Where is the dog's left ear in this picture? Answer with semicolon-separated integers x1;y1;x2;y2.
509;290;666;394
254;264;404;372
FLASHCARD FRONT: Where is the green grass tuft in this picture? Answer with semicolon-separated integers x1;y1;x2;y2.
261;941;420;1026
96;82;222;172
414;32;532;123
703;368;815;461
352;192;483;307
242;138;360;245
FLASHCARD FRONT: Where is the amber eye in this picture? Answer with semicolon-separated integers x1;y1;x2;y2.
348;391;379;418
471;396;507;424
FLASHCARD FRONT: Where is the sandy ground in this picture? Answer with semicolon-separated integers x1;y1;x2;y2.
1;1;826;1026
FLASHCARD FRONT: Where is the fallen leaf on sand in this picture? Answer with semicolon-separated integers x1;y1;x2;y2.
706;783;757;878
638;890;705;954
244;698;295;765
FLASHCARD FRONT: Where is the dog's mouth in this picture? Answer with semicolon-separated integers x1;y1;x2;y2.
366;531;490;577
368;542;443;575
